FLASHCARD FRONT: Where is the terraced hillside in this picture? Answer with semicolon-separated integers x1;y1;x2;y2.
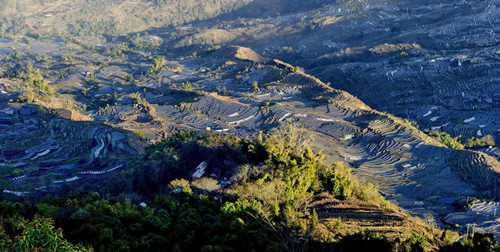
1;34;498;234
0;103;143;196
142;0;500;153
312;193;448;249
0;0;499;238
2;0;498;149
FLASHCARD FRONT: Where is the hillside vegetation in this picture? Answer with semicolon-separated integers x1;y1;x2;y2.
0;0;250;37
1;129;490;251
1;0;500;249
0;0;332;38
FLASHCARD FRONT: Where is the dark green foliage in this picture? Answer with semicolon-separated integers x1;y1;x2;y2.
92;92;117;108
84;72;96;83
70;20;116;37
264;125;323;194
320;161;352;199
132;128;392;251
336;231;393;252
147;56;166;75
14;215;88;251
432;132;464;150
0;192;278;251
440;233;500;252
23;67;51;94
310;208;318;228
0;201;88;251
10;62;54;103
432;131;496;150
400;233;426;252
0;129;453;251
252;81;259;91
463;135;496;148
125;74;134;83
133;130;267;195
129;34;161;51
0;17;30;37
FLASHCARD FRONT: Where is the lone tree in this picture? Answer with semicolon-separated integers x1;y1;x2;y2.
252;81;259;91
148;56;166;75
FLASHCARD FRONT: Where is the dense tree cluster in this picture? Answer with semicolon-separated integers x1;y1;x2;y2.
0;129;496;251
431;131;496;150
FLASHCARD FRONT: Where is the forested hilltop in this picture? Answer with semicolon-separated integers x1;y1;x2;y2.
0;129;494;251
